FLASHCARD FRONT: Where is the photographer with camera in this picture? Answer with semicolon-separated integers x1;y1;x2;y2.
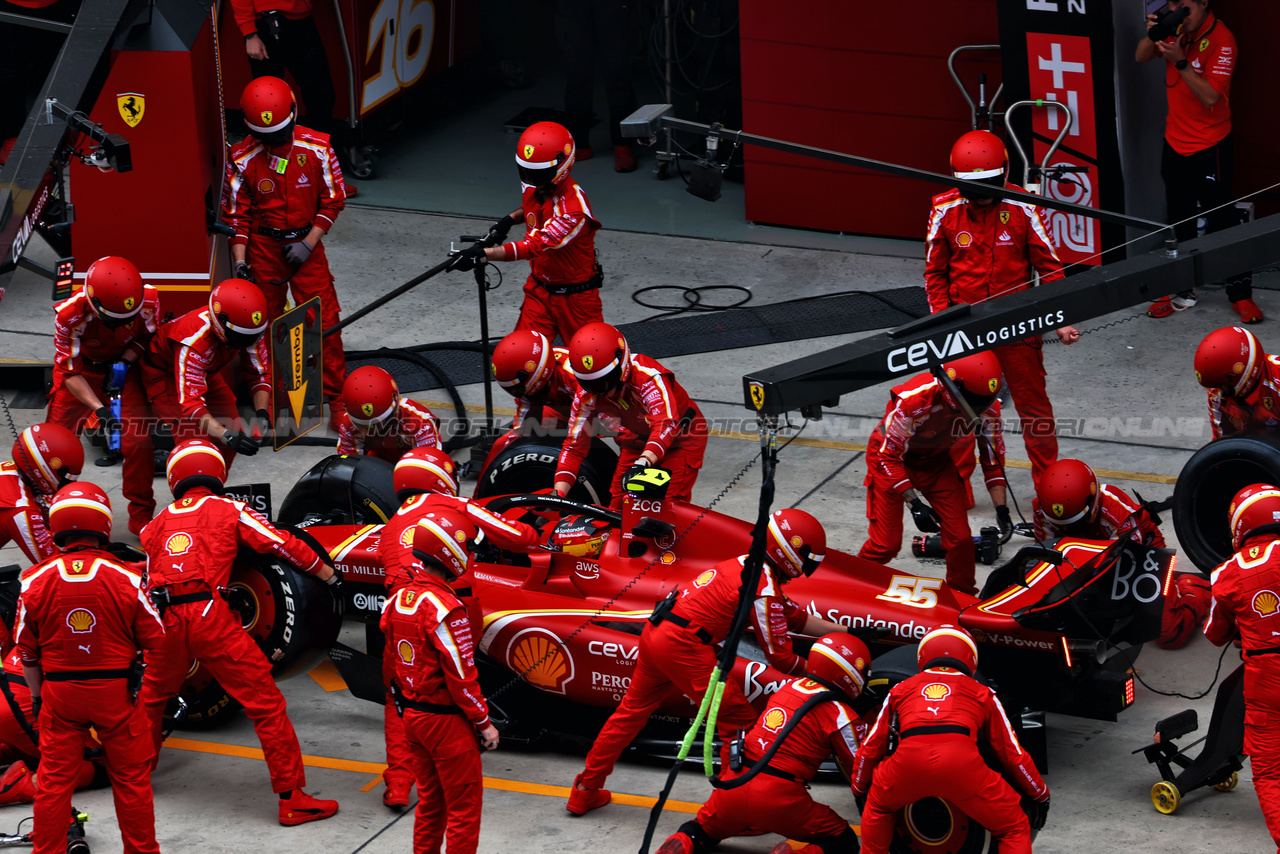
1138;0;1260;323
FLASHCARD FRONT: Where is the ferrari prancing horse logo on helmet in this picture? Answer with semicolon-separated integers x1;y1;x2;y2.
523;144;535;160
582;356;594;371
251;311;263;326
123;297;135;310
362;403;375;417
1051;503;1065;518
261;110;273;126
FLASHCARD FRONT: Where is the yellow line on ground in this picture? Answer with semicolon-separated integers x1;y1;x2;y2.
360;774;384;792
307;658;350;692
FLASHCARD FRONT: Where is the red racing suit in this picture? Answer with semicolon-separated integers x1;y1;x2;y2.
852;667;1048;854
858;372;1006;595
337;398;442;462
142;307;272;465
503;181;604;344
1208;355;1280;439
679;678;860;847
15;547;165;854
381;576;491;854
0;462;54;565
1032;485;1165;546
377;493;536;790
579;556;805;790
1204;535;1280;851
48;285;161;532
556;353;707;509
223;127;348;399
926;187;1065;486
137;487;329;793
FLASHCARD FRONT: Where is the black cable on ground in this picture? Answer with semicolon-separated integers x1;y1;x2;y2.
632;285;752;320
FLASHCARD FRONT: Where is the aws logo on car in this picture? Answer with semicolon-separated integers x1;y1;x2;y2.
507;628;574;694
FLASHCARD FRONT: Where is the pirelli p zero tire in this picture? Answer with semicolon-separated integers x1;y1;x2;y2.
276;454;399;527
1172;432;1280;573
475;437;618;505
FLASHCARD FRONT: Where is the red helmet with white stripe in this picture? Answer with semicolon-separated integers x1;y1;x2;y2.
1229;483;1280;550
942;351;1003;413
1195;326;1265;397
515;121;575;191
1036;459;1101;528
950;130;1007;184
568;322;631;395
917;624;979;676
411;509;478;580
808;632;871;702
166;438;228;498
48;482;113;546
240;76;296;144
393;447;459;500
492;330;556;398
209;279;268;349
12;424;82;497
342;366;401;433
765;508;826;579
84;256;144;327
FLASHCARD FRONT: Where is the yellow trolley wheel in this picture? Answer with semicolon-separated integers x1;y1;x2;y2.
1213;772;1240;792
1152;781;1181;815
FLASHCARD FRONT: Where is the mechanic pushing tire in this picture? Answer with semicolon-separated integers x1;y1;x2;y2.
1173;431;1280;572
475;436;617;505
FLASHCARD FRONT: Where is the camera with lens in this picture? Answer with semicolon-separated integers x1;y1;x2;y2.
1148;5;1190;42
912;526;1002;566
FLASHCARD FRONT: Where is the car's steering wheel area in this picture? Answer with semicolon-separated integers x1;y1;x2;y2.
483;493;623;529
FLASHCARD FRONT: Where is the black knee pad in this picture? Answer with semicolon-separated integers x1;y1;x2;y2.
677;820;718;853
815;826;860;854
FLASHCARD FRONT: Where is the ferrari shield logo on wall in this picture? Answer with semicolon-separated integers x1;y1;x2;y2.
117;93;145;128
749;381;766;410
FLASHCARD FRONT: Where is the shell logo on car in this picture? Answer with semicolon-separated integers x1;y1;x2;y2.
508;630;573;694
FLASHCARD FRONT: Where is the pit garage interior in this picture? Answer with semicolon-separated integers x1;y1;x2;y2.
2;0;1280;852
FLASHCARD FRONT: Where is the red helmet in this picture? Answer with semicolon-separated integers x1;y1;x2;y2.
766;508;826;579
515;121;575;190
208;279;268;349
917;624;979;676
48;482;112;546
950;130;1007;183
393;447;459;500
1195;326;1265;397
240;76;296;137
1229;483;1280;550
549;515;612;559
411;509;478;580
1036;459;1101;527
166;438;228;498
942;352;1002;412
84;256;144;326
568;322;631;394
492;330;556;398
12;424;82;496
342;366;401;431
808;632;872;702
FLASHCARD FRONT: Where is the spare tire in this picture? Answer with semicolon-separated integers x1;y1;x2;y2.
276;454;398;526
1173;432;1280;573
475;436;617;505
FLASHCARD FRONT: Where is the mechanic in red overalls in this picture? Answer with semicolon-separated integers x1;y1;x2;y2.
657;633;871;854
46;256;159;534
141;278;271;472
567;509;844;815
857;353;1009;596
554;322;706;508
1194;327;1280;439
452;122;604;344
927;131;1078;490
381;511;499;854
376;447;537;808
852;626;1049;854
1204;483;1280;851
15;483;165;854
1;425;82;565
138;438;341;826
336;366;441;462
223;76;349;426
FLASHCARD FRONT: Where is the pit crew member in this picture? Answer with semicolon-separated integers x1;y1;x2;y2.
337;366;441;462
376;447;536;808
381;511;499;854
138;438;340;826
657;633;871;854
452;122;604;344
567;508;844;815
927;130;1077;489
141;278;271;474
852;626;1049;854
554;322;706;508
223;76;349;424
1;425;82;564
15;483;165;854
1194;326;1280;439
47;256;159;534
857;352;1008;596
1204;483;1280;851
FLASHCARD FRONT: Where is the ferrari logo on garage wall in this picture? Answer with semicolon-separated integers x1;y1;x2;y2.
117;93;145;127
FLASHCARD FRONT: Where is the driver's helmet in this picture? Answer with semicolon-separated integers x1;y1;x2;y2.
548;515;612;559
